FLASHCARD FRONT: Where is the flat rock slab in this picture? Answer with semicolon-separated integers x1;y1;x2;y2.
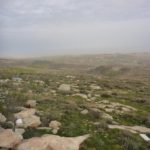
108;125;150;133
140;134;150;141
16;134;90;150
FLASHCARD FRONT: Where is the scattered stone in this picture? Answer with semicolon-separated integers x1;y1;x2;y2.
49;120;61;134
0;129;22;149
16;134;90;150
0;113;6;123
81;109;89;115
58;84;71;92
25;100;37;108
90;84;101;90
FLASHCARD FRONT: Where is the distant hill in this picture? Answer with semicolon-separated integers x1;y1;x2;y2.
0;53;150;79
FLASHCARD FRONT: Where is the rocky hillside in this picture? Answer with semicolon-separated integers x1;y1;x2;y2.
0;53;150;150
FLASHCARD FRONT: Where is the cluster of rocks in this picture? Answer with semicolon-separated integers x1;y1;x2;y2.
80;108;113;120
14;100;41;128
15;108;41;128
0;98;90;149
14;100;62;135
96;100;137;114
58;83;101;97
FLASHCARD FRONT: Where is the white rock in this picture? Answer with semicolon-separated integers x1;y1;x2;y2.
16;118;23;127
140;134;150;141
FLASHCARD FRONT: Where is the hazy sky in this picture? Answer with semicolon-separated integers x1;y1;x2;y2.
0;0;150;57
